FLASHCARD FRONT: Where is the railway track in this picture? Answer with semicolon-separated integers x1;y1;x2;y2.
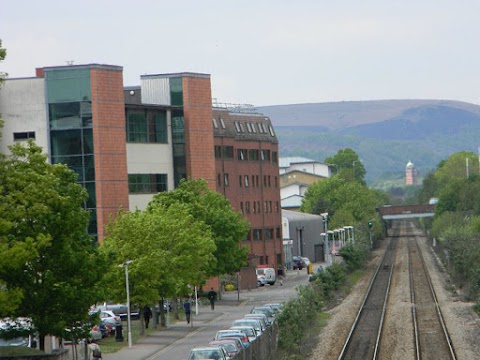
407;222;456;360
337;230;397;359
337;220;457;360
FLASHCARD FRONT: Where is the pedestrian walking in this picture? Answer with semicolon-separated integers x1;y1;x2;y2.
143;305;152;329
183;298;192;324
208;287;217;310
88;340;102;359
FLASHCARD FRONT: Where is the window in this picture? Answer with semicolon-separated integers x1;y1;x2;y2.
272;152;278;164
264;175;267;187
251;175;255;188
239;175;242;187
239;122;245;132
256;175;260;187
217;173;221;187
234;121;241;132
245;201;251;214
220;118;226;128
238;149;248;161
214;146;222;159
249;149;259;161
269;125;275;136
253;201;257;214
240;202;244;214
257;123;263;133
261;150;270;161
253;229;262;240
13;132;36;141
126;109;167;143
269;201;272;213
212;118;218;128
275;176;278;187
251;123;256;133
223;146;234;159
264;228;273;240
268;175;271;187
276;227;282;239
276;201;279;213
246;122;252;132
224;173;229;186
244;175;249;187
264;201;268;213
128;174;167;194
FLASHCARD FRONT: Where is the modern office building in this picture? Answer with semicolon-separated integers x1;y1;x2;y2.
0;63;283;271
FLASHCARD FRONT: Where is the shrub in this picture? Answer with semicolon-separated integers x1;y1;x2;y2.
224;283;235;292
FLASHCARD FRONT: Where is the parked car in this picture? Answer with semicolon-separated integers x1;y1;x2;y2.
264;303;282;314
209;340;242;359
244;314;268;331
215;330;250;348
187;345;231;360
255;267;276;285
231;318;263;337
301;257;311;267
89;310;121;329
257;275;266;287
292;256;306;270
229;325;258;342
251;306;275;325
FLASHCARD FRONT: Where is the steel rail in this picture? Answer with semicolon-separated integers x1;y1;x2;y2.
337;234;397;360
412;231;456;360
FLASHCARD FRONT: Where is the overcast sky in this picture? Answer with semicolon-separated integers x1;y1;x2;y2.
2;0;479;106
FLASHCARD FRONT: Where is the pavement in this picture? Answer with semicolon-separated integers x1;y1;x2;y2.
101;305;229;360
96;264;327;360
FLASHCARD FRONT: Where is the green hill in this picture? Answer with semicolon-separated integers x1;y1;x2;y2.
258;100;480;186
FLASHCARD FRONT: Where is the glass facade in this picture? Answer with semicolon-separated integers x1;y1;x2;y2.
128;174;168;194
46;68;97;239
126;109;167;143
172;109;186;187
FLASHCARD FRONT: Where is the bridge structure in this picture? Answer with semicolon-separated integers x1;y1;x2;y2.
377;204;435;220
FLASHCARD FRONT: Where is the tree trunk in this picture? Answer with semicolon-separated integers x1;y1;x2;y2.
39;333;46;352
172;298;179;320
159;299;166;327
139;307;145;335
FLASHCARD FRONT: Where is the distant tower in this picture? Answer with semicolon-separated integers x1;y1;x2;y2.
405;161;417;186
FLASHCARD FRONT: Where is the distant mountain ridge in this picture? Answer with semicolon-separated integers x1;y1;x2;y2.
257;100;480;187
258;99;480;130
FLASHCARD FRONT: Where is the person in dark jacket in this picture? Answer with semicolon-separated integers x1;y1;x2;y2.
208;287;217;310
143;305;152;328
183;299;192;323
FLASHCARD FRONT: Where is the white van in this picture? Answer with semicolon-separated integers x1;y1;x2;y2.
255;267;276;285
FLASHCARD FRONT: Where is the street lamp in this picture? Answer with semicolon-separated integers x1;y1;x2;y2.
119;260;133;349
321;213;330;265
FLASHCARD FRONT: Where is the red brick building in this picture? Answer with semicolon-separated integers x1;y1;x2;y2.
212;107;283;271
0;64;283;277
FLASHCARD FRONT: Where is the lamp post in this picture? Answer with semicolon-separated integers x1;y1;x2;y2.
119;260;133;349
321;213;329;265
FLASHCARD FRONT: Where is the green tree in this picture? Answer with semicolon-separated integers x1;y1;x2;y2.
324;148;366;185
0;141;105;350
101;203;216;332
148;179;250;276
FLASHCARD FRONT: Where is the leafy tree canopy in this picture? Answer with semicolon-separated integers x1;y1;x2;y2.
324;148;366;185
0;141;105;350
101;202;216;307
148;179;250;276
